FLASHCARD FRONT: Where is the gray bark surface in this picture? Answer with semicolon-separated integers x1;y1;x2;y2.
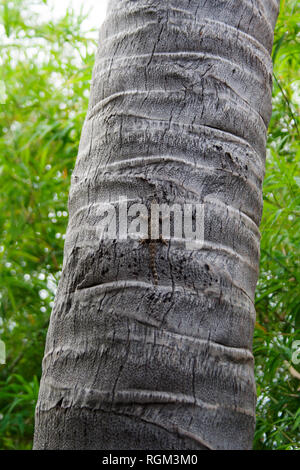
33;0;279;450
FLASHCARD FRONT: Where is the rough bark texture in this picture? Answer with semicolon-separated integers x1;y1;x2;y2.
34;0;279;450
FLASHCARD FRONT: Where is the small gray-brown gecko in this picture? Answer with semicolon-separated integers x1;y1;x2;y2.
140;199;168;285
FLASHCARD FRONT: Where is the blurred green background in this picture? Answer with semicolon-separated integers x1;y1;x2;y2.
0;0;299;450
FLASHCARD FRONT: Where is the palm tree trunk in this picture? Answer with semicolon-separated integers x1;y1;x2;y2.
33;0;279;450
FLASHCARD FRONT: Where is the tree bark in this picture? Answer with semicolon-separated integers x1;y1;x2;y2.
33;0;279;450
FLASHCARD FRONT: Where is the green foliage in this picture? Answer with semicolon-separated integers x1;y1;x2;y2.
0;0;96;448
0;0;299;450
0;374;39;449
253;0;300;450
